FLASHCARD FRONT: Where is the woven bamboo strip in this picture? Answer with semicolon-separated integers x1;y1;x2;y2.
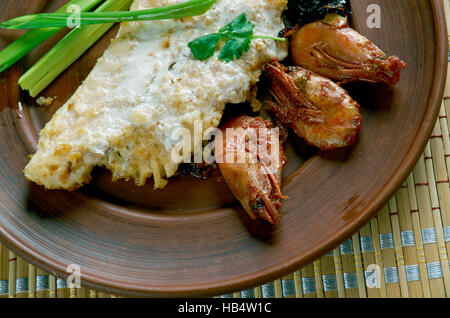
15;256;28;298
280;274;295;298
69;287;77;298
96;291;105;298
88;289;98;298
8;251;15;298
446;63;450;95
443;62;450;161
0;243;7;298
426;138;450;283
301;263;317;298
395;184;425;297
445;102;450;134
35;268;49;298
406;174;432;297
339;237;359;297
439;105;450;182
293;270;303;298
358;222;380;298
320;252;338;298
428;116;450;295
56;276;68;298
351;233;368;297
313;260;324;298
370;218;388;297
28;264;35;298
413;152;446;297
436;105;450;288
49;275;56;298
77;287;88;298
388;196;409;297
279;274;294;298
253;286;262;298
445;0;450;38
97;292;110;298
273;279;283;298
332;247;346;297
375;205;402;297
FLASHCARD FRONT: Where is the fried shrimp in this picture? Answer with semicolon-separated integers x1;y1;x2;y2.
264;60;362;150
289;13;407;86
215;115;287;224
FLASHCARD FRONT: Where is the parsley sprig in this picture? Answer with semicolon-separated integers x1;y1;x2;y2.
188;13;286;63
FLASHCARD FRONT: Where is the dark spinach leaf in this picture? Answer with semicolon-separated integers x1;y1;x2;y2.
284;0;352;28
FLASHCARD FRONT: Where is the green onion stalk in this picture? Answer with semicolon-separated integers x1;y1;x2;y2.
0;0;216;30
0;0;104;73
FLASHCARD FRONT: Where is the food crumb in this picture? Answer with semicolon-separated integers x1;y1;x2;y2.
36;96;55;107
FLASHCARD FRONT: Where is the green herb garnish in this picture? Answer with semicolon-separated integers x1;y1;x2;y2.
0;0;216;30
188;13;286;63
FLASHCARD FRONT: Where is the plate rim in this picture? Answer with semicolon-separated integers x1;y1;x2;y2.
0;0;448;297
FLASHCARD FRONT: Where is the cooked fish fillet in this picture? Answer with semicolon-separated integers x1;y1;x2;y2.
24;0;288;190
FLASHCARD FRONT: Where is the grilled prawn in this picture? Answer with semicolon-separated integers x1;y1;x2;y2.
289;13;407;85
264;60;362;151
214;116;287;225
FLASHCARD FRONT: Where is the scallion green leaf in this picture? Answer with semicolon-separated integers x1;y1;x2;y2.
0;0;216;30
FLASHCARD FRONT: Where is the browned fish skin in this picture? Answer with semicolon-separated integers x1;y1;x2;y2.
264;60;362;151
290;14;407;86
215;116;287;225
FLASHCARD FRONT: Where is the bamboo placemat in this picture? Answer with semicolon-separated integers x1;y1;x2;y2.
0;2;449;299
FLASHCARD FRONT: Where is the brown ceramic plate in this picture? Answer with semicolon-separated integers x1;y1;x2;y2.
0;0;447;297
